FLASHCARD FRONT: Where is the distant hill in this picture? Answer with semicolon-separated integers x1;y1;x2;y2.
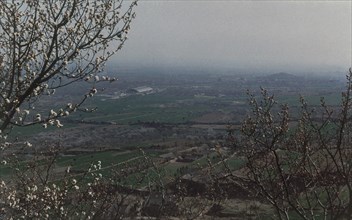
255;72;302;85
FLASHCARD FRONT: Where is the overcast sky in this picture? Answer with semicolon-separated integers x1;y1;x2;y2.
114;1;351;73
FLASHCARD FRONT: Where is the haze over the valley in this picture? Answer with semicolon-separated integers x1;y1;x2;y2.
114;1;351;73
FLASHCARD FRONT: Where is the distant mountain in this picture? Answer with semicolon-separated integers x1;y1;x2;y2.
267;72;299;80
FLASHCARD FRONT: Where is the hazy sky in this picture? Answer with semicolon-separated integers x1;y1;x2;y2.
114;1;351;72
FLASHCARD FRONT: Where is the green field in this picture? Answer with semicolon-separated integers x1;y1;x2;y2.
75;92;242;124
9;122;78;138
278;92;341;106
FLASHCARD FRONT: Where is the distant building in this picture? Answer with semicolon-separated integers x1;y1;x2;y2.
128;86;153;94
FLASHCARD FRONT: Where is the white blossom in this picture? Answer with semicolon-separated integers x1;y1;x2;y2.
25;141;32;147
55;120;63;128
35;114;41;121
50;109;57;117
